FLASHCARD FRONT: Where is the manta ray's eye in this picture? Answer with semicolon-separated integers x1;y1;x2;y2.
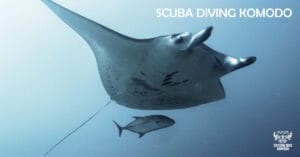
171;33;180;38
174;36;184;44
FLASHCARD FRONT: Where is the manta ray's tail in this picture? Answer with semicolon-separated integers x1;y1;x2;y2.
43;100;113;157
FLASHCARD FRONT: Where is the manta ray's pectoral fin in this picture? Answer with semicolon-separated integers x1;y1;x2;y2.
185;26;213;50
42;0;136;51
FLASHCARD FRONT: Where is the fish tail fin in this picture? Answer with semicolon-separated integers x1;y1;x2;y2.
113;120;123;137
138;133;145;138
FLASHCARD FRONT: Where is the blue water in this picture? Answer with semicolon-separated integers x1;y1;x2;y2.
0;0;299;157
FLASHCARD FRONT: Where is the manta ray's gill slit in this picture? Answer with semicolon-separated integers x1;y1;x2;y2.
163;77;172;81
169;82;181;86
182;79;189;83
161;81;172;86
165;71;179;77
161;71;179;85
161;70;189;87
168;79;189;87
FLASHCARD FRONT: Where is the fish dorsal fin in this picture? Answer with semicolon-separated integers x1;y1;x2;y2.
132;116;143;119
138;133;145;138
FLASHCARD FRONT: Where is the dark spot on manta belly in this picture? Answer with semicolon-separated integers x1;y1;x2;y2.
140;71;146;76
131;77;160;91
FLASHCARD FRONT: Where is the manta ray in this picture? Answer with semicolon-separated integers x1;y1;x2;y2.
43;0;256;110
42;0;256;156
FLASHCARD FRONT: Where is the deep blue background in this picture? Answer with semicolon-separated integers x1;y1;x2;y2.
0;0;299;157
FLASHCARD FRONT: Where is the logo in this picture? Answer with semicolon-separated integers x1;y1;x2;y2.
273;130;293;151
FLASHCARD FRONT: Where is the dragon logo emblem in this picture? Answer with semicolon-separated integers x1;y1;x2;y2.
273;131;292;143
273;130;293;151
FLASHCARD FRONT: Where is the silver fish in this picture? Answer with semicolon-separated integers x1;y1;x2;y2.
113;115;175;138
